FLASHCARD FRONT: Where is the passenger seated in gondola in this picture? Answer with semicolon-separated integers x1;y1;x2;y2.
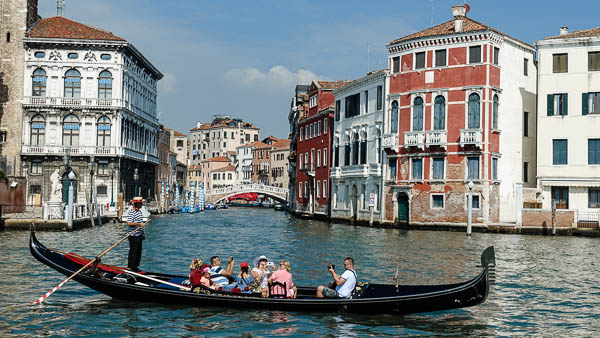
269;260;297;298
189;258;204;287
200;267;217;289
252;255;273;297
220;261;255;293
209;255;235;286
316;257;357;299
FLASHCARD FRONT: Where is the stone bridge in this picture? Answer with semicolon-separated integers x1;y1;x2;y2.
205;184;289;204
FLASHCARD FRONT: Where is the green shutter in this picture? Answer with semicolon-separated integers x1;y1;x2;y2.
582;93;589;115
564;93;568;116
547;94;553;116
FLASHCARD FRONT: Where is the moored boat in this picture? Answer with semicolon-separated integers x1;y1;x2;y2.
274;203;285;211
29;229;495;314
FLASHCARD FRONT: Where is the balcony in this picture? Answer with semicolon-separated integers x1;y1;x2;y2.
300;162;315;176
404;131;425;150
22;144;159;164
425;130;448;149
23;96;123;109
382;133;399;150
460;129;482;147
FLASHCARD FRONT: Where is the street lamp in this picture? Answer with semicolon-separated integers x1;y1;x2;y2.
467;180;474;236
88;156;95;206
109;162;115;207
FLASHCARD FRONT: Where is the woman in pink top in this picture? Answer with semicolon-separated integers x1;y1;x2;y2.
269;260;297;298
200;267;217;290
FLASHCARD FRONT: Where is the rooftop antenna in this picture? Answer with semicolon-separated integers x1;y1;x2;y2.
57;0;65;16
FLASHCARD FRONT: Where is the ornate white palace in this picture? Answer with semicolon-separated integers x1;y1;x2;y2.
20;16;163;207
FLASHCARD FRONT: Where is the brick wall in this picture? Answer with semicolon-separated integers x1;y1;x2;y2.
522;209;575;228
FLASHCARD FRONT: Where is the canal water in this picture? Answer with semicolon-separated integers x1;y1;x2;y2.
1;208;599;336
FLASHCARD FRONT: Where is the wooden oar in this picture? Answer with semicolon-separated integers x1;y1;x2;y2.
125;270;191;291
31;220;151;305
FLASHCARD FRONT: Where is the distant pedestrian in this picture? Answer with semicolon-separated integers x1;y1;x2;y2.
126;197;146;271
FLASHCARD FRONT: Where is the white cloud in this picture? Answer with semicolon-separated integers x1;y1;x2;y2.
158;72;176;94
224;65;327;91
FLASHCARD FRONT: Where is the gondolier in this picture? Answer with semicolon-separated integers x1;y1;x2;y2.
127;197;146;271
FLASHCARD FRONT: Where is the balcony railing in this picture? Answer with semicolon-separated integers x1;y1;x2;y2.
404;131;425;149
382;133;399;150
22;144;159;164
425;130;448;149
300;162;315;176
460;129;482;147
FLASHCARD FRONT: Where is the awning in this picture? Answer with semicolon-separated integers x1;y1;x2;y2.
540;178;600;187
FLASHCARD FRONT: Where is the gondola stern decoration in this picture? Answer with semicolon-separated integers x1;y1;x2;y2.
480;246;496;285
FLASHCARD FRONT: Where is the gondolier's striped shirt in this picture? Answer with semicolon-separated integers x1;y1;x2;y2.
127;208;144;236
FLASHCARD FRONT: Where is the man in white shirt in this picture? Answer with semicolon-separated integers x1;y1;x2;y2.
316;257;357;298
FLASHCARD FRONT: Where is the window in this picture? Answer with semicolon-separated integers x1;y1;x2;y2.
389;158;397;180
305;152;308;169
323;148;327;167
589;139;600;165
469;45;481;64
552;186;569;209
432;195;444;209
360;136;367;164
323;118;327;134
323;181;327;198
434;96;445;130
364;90;369;114
100;54;112;60
32;68;47;97
492;158;498;180
309;95;318;108
377;85;383;110
31;161;42;175
254;135;258;141
493;47;499;65
588;52;600;71
316;180;321;198
34;51;45;58
432;158;444;180
64;69;81;98
471;195;480;209
392;56;400;73
411;158;422;180
415;52;426;69
299;182;302;198
467;156;480;180
345;93;360;118
6;32;10;42
304;126;308;140
317;120;321;136
344;143;350;166
304;182;308;198
98;70;112;99
523;162;529;183
98;162;109;175
0;131;6;143
390;100;399;133
299;127;303;141
412;97;424;131
177;140;183;147
522;111;530;137
493;95;499;129
335;100;341;121
524;58;529;76
553;53;568;73
96;116;111;147
97;185;108;195
468;93;481;128
553;139;568;165
584;92;600;115
547;93;568;116
352;134;359;165
435;49;446;67
317;150;321;167
334;145;339;167
62;114;80;146
67;53;79;59
589;188;600;208
213;173;217;180
30;114;45;146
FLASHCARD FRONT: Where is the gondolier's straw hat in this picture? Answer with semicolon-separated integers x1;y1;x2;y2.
131;196;143;203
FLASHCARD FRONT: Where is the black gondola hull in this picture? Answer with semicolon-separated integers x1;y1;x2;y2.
30;230;492;314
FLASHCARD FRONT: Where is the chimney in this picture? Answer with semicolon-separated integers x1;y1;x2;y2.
560;26;569;36
452;4;467;33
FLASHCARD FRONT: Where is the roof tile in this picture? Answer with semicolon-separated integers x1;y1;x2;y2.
544;27;600;40
28;16;125;41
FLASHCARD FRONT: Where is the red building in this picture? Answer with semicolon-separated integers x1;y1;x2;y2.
295;80;347;216
383;5;536;226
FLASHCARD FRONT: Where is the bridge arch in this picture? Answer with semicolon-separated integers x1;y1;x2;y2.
212;191;287;204
205;183;289;204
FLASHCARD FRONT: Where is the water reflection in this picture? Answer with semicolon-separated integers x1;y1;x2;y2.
2;208;600;335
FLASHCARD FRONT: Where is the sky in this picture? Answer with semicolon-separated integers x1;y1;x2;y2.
39;0;600;138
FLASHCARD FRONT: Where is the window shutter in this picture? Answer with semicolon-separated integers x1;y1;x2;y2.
582;93;589;115
563;94;568;116
547;94;553;116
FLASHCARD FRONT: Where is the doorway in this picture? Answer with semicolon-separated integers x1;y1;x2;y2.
397;192;409;222
351;185;358;222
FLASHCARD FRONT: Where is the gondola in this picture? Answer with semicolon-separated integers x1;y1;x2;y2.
29;230;495;314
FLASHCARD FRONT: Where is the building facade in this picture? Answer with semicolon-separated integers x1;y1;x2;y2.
270;139;290;188
0;0;39;177
20;16;163;206
211;165;236;188
295;80;345;216
331;70;387;223
536;26;600;212
189;116;259;165
287;85;308;211
251;142;271;185
236;143;255;184
383;5;536;226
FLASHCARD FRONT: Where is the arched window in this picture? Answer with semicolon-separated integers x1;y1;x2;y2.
352;132;360;165
376;129;382;163
360;131;367;164
434;95;446;130
64;69;81;98
62;114;80;146
468;93;481;129
97;116;111;147
32;68;46;97
98;70;112;99
334;136;340;168
30;114;45;145
492;94;499;129
391;100;399;133
413;97;424;131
